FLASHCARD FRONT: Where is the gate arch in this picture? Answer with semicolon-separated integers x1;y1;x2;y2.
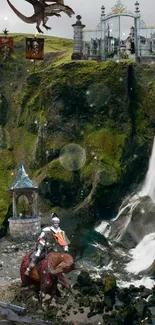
83;1;140;59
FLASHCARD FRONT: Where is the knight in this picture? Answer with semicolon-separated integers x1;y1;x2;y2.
24;213;70;276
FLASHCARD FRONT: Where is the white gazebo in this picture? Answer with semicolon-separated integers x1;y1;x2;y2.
8;165;41;238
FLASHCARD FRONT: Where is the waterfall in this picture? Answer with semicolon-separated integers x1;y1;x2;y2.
112;136;155;222
139;137;155;203
94;139;155;290
96;137;155;239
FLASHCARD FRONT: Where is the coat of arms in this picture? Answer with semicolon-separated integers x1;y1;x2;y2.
111;0;126;14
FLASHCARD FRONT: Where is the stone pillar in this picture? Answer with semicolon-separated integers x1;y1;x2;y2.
32;191;37;217
12;192;17;218
134;1;140;60
100;5;106;57
71;15;85;60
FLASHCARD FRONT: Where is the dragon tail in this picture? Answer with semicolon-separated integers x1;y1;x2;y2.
7;0;37;24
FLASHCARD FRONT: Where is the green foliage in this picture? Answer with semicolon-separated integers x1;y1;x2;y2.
47;159;74;183
104;275;116;294
0;33;155;229
81;129;126;185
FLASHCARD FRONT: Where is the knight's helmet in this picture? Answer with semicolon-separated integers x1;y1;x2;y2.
51;213;60;225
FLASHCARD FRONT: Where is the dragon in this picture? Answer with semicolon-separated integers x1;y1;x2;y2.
7;0;75;33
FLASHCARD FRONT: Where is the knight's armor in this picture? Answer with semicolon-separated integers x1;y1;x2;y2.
25;214;70;276
37;225;70;254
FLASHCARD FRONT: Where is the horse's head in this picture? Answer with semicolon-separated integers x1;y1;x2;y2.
50;262;76;275
63;262;76;273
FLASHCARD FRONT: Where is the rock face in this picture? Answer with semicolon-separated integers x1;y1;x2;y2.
0;34;155;237
107;195;155;249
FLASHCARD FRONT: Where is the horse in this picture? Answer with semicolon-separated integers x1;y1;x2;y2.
20;251;75;303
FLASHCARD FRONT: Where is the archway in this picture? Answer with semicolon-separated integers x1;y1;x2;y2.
82;1;140;60
17;194;32;218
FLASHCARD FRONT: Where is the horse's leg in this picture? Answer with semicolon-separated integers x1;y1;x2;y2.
43;276;60;307
34;285;42;306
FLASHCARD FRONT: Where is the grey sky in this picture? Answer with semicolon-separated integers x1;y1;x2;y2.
0;0;155;39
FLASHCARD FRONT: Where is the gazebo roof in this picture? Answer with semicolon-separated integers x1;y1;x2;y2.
9;165;38;191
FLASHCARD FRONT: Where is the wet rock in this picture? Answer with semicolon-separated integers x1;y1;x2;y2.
78;296;91;307
118;304;138;325
104;295;114;310
135;297;147;318
116;288;131;305
76;271;93;287
129;284;139;293
139;285;146;292
89;300;104;315
109;196;155;250
78;307;84;313
38;310;44;315
149;306;155;317
75;271;99;295
148;293;155;307
140;288;152;299
0;261;4;267
115;303;124;311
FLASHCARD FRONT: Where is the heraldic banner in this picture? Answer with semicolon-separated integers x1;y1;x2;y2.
26;38;44;60
0;36;14;54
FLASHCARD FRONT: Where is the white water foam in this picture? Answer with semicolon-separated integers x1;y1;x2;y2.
126;232;155;274
139;137;155;203
112;193;140;222
95;221;111;237
117;277;155;289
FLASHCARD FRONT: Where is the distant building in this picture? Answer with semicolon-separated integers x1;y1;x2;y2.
72;1;155;62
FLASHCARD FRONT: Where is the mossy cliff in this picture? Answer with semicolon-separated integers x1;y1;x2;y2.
0;34;154;236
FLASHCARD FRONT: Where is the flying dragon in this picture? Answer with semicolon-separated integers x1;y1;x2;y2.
7;0;75;33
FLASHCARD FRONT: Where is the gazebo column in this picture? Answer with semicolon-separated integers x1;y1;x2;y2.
13;192;17;218
32;191;38;217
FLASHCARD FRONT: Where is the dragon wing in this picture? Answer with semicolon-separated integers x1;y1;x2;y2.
24;0;43;6
24;0;45;15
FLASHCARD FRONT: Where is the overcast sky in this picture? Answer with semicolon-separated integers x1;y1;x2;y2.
0;0;155;39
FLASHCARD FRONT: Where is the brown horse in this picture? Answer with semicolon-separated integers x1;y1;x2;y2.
20;251;75;300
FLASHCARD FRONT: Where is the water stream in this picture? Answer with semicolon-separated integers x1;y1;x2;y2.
93;137;155;287
139;137;155;202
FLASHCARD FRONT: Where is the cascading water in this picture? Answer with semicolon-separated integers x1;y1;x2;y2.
96;137;155;243
90;136;155;291
139;137;155;202
113;135;155;224
126;232;155;274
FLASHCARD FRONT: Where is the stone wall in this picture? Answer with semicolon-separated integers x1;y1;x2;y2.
8;217;41;238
